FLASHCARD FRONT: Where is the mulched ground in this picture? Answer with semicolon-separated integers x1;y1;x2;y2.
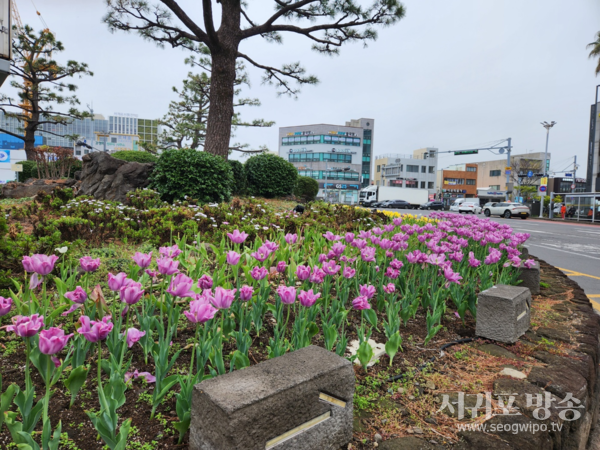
0;258;580;449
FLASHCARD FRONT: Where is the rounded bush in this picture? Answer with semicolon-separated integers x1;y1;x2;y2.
16;160;38;182
227;159;246;196
111;151;158;164
244;153;298;198
294;176;319;202
149;149;233;203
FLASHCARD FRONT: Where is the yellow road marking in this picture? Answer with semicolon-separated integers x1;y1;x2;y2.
588;294;600;298
557;268;600;281
590;299;600;311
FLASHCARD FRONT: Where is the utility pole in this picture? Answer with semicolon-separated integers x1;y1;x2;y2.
539;121;556;218
505;137;512;200
572;155;577;193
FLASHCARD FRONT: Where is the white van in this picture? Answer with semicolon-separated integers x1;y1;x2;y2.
449;198;480;212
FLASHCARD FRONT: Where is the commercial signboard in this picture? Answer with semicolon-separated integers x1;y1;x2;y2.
318;182;360;190
0;149;9;163
0;134;44;149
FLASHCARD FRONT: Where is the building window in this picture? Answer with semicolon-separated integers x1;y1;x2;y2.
406;165;419;173
421;166;427;173
466;179;476;185
466;166;476;172
444;178;465;185
420;181;426;188
429;166;435;173
428;182;434;189
490;170;501;177
376;165;380;173
489;185;500;190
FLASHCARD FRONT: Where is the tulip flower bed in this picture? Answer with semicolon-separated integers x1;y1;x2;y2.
0;205;534;449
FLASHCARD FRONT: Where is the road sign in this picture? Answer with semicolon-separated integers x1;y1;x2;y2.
539;186;547;192
505;167;512;171
571;184;576;189
11;164;22;172
0;150;10;163
565;173;573;177
454;150;479;155
505;170;511;175
540;177;548;186
527;170;533;177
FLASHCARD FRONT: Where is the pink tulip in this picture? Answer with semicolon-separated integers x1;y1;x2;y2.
184;299;218;323
360;247;376;262
383;283;396;294
251;245;271;262
250;266;268;281
120;282;145;305
343;267;356;279
263;240;280;253
108;272;130;292
344;232;355;243
309;266;326;284
298;289;320;307
227;230;249;244
22;255;34;273
133;251;153;269
239;285;254;302
322;260;341;276
39;327;73;355
6;314;44;337
0;296;13;316
64;286;87;304
77;316;113;342
125;370;156;384
285;233;298;245
385;267;399;279
166;273;195;298
197;274;214;290
523;259;536;269
29;254;59;276
157;257;179;275
359;284;376;299
323;231;341;241
125;327;146;348
211;287;236;310
352;296;371;310
80;256;101;273
331;243;346;257
318;254;329;264
296;265;311;281
226;251;241;266
276;286;296;305
276;261;287;273
389;259;404;270
145;269;159;279
159;244;181;258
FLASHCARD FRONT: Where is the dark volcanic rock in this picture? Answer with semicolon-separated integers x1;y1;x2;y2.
0;178;78;199
78;152;154;203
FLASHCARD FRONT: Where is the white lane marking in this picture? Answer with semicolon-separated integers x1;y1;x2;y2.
577;231;600;235
510;229;552;234
527;244;600;261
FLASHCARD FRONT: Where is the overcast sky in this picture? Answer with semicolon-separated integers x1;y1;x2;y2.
8;0;600;176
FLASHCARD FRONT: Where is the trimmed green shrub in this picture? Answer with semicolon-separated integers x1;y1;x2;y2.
227;159;246;196
244;153;298;198
111;151;158;164
16;160;38;182
149;149;233;203
294;176;319;202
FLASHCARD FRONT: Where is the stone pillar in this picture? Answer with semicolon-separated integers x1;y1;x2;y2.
476;285;531;343
517;260;541;295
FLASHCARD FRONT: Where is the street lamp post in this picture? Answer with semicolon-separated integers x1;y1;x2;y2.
539;121;556;218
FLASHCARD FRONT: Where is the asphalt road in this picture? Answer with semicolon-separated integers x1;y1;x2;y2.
378;208;600;307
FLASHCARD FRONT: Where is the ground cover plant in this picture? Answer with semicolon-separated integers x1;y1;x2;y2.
0;196;534;448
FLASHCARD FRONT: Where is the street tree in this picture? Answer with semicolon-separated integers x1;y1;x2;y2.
159;56;273;151
0;26;93;160
588;31;600;76
104;0;405;159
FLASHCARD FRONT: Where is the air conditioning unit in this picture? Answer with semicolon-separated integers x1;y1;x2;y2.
395;159;401;163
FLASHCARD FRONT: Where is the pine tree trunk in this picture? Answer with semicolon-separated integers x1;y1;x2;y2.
204;51;237;159
24;122;37;161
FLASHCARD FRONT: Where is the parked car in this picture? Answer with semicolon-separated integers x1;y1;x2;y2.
419;201;444;210
387;200;411;209
458;202;482;214
483;202;530;219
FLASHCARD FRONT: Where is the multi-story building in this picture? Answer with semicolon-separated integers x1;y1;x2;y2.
436;163;478;202
476;152;550;194
278;119;374;203
374;148;439;196
587;100;600;192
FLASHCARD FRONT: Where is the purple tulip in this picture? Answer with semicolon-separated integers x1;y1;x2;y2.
318;253;328;264
276;261;287;273
468;252;481;268
285;233;298;245
360;247;376;262
211;287;236;310
298;289;320;308
322;260;341;276
523;259;536;269
65;286;88;304
383;283;396;294
296;265;311;281
443;267;463;285
125;327;146;348
323;231;341;241
197;274;214;290
263;240;280;253
125;369;156;384
159;244;181;259
352;296;371;310
167;273;195;298
239;285;254;302
0;296;13;316
80;256;101;273
145;269;160;279
309;266;326;284
383;224;395;233
77;316;113;343
108;272;130;292
227;230;249;244
250;266;269;281
157;257;179;275
389;259;404;270
331;243;346;257
343;267;356;279
119;281;145;305
276;286;296;305
344;232;355;243
226;251;241;266
132;251;153;269
29;254;59;276
484;248;502;265
22;256;34;273
359;284;376;299
406;251;419;264
184;299;218;323
39;327;73;355
251;245;271;262
6;314;44;337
